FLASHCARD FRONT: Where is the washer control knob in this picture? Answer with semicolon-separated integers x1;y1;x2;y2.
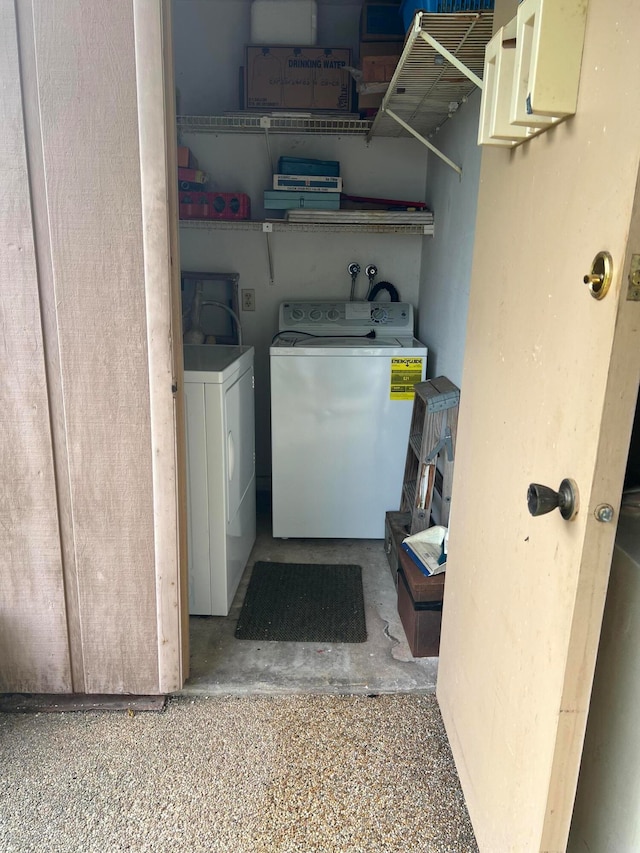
309;308;322;321
291;308;304;321
327;308;339;321
371;306;388;323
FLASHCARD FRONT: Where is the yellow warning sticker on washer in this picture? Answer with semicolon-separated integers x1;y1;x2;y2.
390;357;424;400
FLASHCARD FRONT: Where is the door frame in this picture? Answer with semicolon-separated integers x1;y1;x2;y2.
134;0;189;689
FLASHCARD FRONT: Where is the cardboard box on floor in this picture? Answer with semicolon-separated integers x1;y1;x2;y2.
245;45;352;111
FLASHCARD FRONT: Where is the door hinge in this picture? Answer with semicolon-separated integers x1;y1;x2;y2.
172;381;178;394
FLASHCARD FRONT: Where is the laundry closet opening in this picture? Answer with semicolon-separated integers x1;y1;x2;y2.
170;0;461;694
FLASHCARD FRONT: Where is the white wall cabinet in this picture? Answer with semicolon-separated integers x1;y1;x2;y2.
479;0;588;147
478;20;529;147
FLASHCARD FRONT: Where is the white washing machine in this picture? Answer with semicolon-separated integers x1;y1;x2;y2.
270;301;427;539
183;345;256;615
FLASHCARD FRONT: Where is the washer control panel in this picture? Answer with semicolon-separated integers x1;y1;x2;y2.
279;301;414;336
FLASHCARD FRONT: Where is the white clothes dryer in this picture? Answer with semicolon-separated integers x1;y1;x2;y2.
270;301;427;539
184;345;256;615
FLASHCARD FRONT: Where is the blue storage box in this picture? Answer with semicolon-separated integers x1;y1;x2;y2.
264;191;341;210
401;0;494;31
277;156;340;178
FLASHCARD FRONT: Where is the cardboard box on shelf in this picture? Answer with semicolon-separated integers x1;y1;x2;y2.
359;40;404;58
358;91;384;111
361;51;402;83
360;40;402;77
357;41;401;111
177;146;198;169
245;46;352;112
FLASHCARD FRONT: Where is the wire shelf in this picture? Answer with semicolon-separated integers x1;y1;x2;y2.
369;11;494;141
179;219;434;236
178;115;372;136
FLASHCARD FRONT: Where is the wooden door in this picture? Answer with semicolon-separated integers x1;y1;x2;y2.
1;0;72;694
0;0;184;695
437;1;640;850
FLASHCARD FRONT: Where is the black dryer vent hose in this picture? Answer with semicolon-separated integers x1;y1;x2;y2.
368;281;400;302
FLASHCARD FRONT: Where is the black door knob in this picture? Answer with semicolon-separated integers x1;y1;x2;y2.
527;479;579;521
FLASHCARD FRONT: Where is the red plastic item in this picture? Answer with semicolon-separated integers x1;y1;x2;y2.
178;167;206;183
178;191;209;219
179;191;251;221
179;191;209;220
207;192;251;220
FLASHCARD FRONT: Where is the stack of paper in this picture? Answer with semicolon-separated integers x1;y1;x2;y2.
402;525;447;577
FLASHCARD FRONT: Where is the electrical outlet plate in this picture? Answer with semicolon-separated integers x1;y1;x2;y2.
242;289;255;311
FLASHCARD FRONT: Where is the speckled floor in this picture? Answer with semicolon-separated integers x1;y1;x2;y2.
0;694;478;852
0;502;477;851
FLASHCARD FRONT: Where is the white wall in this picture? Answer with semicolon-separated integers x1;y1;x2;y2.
180;130;427;222
417;91;483;389
173;0;430;481
179;135;427;480
173;0;362;116
173;0;250;116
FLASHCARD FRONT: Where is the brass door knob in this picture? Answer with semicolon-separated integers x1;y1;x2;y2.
583;251;612;300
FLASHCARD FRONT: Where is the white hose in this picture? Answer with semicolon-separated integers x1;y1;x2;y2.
201;300;243;347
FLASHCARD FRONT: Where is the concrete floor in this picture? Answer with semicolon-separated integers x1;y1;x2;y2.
181;499;438;696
